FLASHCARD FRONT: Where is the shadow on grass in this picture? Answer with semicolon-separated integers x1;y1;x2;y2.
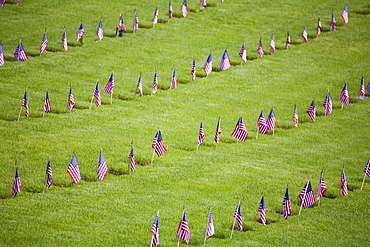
352;9;370;15
196;73;207;78
212;67;221;72
136;157;151;167
157;18;168;24
74;104;89;110
46;47;64;52
158;84;170;91
109;167;130;176
116;94;134;101
178;79;191;85
138;23;152;29
104;33;118;38
277;124;294;130
247;55;258;61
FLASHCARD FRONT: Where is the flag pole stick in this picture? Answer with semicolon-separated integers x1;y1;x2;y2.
230;200;239;238
360;172;367;190
256;128;259;139
298;180;309;215
203;207;211;246
17;105;23;121
151;149;156;164
89;90;95;109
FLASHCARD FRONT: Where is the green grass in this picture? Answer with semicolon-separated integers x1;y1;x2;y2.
0;0;370;246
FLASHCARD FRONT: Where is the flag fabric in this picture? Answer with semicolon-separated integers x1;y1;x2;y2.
97;151;108;181
299;180;315;209
94;81;101;106
177;212;190;244
341;168;348;196
150;214;159;247
302;25;308;43
204;54;212;76
282;188;291;219
133;12;139;33
68;87;75;112
153;6;159;25
258;195;266;226
15;0;21;3
137;75;143;97
40;32;48;55
266;109;275;132
323;93;332;115
307;100;316;122
67;155;81;184
214;118;221;145
197;120;205;146
181;0;188;18
367;82;370;93
12;167;21;196
360;77;365;97
201;0;207;8
231;116;248;142
76;23;85;41
118;14;126;31
191;59;196;81
233;201;243;231
97;19;103;40
257;111;268;134
257;37;264;58
364;159;370;179
45;158;53;188
205;209;214;239
285;31;290;49
0;43;4;66
330;13;336;31
293;104;299;127
239;42;247;63
62;29;68;51
316;172;327;200
44;90;51;113
152;131;167;157
317;17;322;36
269;34;275;53
22;91;30;117
104;73;115;94
341;4;348;24
0;0;5;7
170;69;177;89
152;71;158;94
220;49;231;71
340;83;349;106
168;1;173;19
129;147;136;172
14;41;28;61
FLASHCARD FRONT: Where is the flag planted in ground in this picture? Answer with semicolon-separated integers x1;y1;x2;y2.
341;168;348;196
341;4;348;24
302;25;308;43
191;59;196;81
316;172;327;200
257;37;264;58
168;1;173;19
293;104;298;127
197;120;205;147
239;42;247;63
257;111;268;134
323;93;332;115
270;34;275;53
12;166;21;196
340;83;349;105
62;29;68;51
152;131;167;157
152;71;158;94
231;116;247;142
67;154;81;184
181;0;188;18
266;108;275;132
44;90;51;113
282;187;291;219
177;211;190;244
299;180;315;209
204;54;212;76
330;13;336;31
94;81;101;106
22;91;30;117
104;73;115;94
118;14;126;31
317;17;322;36
285;31;290;49
137;75;143;97
67;86;75;112
220;49;231;71
97;19;103;40
364;159;370;179
233;201;243;231
205;208;214;239
40;32;48;55
360;76;365;96
150;214;159;247
0;43;4;66
133;12;139;33
45;158;53;188
97;150;108;181
76;23;85;41
129;147;136;172
14;41;28;61
153;6;159;25
214;118;221;145
307;100;316;122
258;195;266;226
170;69;177;89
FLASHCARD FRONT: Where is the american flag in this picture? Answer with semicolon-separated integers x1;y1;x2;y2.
220;49;231;71
316;172;327;200
360;76;365;96
177;211;190;244
40;32;48;55
129;147;136;172
68;87;75;112
214;118;221;145
293;104;298;127
341;4;348;24
204;54;212;76
152;130;167;157
341;168;348;196
302;25;308;43
231;116;247;142
201;0;207;8
257;37;264;58
364;159;370;179
181;0;188;18
340;83;349;106
97;19;103;40
137;75;143;97
233;201;243;231
153;6;159;25
76;23;85;41
118;14;126;31
258;195;266;226
15;0;20;3
45;158;53;188
97;150;108;181
133;12;139;33
170;69;177;89
285;31;290;49
94;81;101;106
205;208;214;239
269;34;275;53
191;59;196;81
239;42;247;63
197;120;205;146
22;91;30;117
299;180;315;209
317;17;322;36
12;166;21;196
168;1;173;19
14;41;28;61
367;82;370;94
282;187;291;219
307;100;316;122
44;90;51;113
266;109;275;132
104;73;115;94
323;93;332;115
0;0;5;7
150;214;159;247
0;43;4;66
257;111;268;135
62;29;68;51
220;0;224;3
152;71;158;94
330;13;336;31
67;155;81;184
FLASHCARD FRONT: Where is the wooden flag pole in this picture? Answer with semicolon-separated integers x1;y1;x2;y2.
230;200;239;238
151;149;156;164
256;128;259;139
17;105;23;121
203;207;211;246
360;172;367;190
177;204;186;247
298;180;309;215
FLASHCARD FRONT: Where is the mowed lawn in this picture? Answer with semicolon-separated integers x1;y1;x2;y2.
0;0;369;246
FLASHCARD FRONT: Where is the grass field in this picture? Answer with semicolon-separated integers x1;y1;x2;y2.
0;0;370;246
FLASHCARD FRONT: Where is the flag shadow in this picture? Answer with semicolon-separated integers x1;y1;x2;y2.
109;167;130;176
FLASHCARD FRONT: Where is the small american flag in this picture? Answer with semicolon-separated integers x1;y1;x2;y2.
282;187;291;219
316;172;327;200
266;109;275;132
45;158;53;188
233;201;243;231
170;69;177;89
341;4;348;24
191;59;196;81
323;93;332;115
152;130;167;157
133;12;139;33
94;81;101;106
302;25;308;43
285;31;290;49
360;77;365;96
257;37;264;58
97;19;103;40
62;29;68;51
220;49;231;71
269;34;275;53
293;104;298;127
317;17;322;36
15;0;20;3
340;83;349;106
76;23;85;41
363;159;370;179
40;32;48;55
150;214;159;247
307;100;316;122
137;75;143;97
257;111;268;135
239;42;247;63
118;14;126;31
22;91;30;117
214;118;221;145
14;41;28;61
129;147;136;172
12;166;21;196
153;6;159;25
67;155;81;184
152;71;158;94
67;87;75;112
97;151;108;181
0;0;5;7
181;0;188;18
341;168;348;196
168;1;173;19
104;73;115;94
197;120;205;147
299;180;315;209
204;54;212;76
231;116;247;142
177;211;190;244
205;208;214;239
44;90;51;113
366;82;370;94
0;43;4;66
258;195;266;226
201;0;207;8
330;13;336;31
